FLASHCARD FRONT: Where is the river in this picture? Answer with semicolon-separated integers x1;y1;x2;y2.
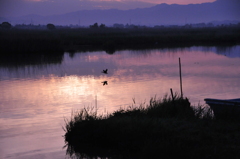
0;45;240;159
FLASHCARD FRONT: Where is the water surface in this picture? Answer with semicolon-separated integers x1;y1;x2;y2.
0;46;240;158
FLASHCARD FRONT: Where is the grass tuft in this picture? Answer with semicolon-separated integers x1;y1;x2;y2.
63;94;240;159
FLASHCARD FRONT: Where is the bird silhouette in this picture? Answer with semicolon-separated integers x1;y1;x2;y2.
101;81;108;86
102;69;108;74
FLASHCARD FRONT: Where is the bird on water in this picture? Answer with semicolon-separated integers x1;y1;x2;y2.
101;81;108;86
102;69;108;74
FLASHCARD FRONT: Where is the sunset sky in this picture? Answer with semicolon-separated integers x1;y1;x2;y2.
1;0;216;17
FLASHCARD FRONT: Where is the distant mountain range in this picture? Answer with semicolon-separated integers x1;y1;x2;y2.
1;0;240;26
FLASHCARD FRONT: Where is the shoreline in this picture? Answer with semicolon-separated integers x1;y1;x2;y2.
1;26;240;54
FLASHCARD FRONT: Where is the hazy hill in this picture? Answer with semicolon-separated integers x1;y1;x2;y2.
2;0;240;26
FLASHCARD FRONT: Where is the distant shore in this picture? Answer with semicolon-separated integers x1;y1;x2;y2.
1;26;240;55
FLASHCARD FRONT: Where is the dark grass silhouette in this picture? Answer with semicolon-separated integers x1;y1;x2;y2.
63;94;240;159
1;26;239;55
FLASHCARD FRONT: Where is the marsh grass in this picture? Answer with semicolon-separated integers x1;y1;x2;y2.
63;94;240;159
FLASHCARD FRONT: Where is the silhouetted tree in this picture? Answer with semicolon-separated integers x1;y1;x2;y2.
99;24;106;28
90;23;98;28
113;23;124;28
47;23;56;30
1;22;12;29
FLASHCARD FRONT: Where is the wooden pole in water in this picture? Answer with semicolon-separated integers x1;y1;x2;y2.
170;88;174;101
179;58;183;98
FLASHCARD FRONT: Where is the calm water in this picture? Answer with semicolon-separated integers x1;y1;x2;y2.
1;46;240;159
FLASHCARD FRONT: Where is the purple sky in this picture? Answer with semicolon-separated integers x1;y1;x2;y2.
0;0;216;17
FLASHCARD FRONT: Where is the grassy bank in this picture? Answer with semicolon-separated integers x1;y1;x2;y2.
1;26;240;55
63;95;240;159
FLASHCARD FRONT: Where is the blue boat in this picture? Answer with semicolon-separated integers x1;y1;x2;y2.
204;98;240;119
